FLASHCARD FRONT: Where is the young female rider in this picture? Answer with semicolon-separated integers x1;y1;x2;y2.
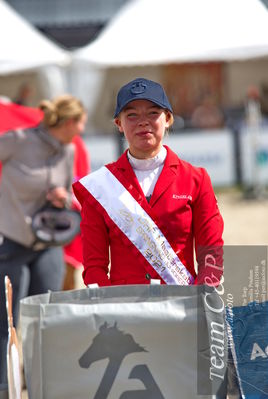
73;78;223;287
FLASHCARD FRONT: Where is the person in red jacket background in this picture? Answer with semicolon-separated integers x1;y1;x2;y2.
73;78;224;287
63;134;90;290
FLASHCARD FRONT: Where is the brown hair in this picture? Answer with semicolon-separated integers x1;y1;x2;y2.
39;94;85;128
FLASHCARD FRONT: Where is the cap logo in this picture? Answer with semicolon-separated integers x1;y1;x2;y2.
130;81;146;94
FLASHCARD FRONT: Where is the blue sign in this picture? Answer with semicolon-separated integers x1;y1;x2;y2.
226;301;268;398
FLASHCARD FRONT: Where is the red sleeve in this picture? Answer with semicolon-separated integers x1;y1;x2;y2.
0;102;43;133
71;136;91;211
80;199;111;287
192;168;224;286
72;135;91;179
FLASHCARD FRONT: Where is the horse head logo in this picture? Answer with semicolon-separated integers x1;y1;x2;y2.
79;321;147;368
79;322;148;399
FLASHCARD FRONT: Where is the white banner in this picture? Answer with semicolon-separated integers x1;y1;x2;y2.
80;167;194;285
84;136;118;172
84;129;236;187
164;129;236;187
240;126;268;185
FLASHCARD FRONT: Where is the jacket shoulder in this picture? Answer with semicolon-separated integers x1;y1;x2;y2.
7;128;28;142
105;150;128;170
179;157;207;176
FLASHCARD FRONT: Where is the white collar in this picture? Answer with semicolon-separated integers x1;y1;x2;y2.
128;146;167;171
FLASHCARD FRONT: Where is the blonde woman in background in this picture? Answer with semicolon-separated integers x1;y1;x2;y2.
0;94;87;396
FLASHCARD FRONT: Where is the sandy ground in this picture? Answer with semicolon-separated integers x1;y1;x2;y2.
218;188;268;245
20;188;268;398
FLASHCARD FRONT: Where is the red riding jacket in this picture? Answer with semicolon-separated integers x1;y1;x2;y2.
73;146;224;287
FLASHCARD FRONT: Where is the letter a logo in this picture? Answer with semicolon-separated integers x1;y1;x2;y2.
250;342;267;360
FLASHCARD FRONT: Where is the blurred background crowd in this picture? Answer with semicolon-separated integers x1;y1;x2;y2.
1;0;268;194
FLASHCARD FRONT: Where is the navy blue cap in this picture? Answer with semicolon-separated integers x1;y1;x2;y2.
114;77;173;118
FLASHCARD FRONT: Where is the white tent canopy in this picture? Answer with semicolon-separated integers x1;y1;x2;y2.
0;0;70;75
74;0;268;66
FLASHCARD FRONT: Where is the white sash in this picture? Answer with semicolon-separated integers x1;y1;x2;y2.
80;167;194;285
